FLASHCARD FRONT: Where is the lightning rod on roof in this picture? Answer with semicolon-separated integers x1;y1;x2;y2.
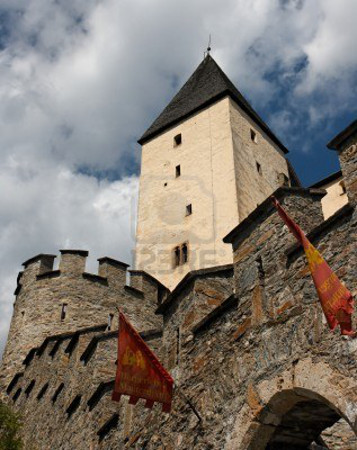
204;34;212;59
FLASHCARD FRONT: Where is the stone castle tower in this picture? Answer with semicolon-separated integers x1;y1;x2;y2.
135;55;297;289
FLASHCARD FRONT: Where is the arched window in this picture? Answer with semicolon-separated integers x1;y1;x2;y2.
173;243;189;267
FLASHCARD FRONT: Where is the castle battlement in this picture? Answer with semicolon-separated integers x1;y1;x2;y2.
1;250;168;394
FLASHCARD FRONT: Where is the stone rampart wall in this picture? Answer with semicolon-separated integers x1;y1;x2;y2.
0;251;167;394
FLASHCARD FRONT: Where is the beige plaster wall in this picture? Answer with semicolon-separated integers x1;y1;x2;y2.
229;99;290;220
135;97;291;290
135;97;238;289
319;177;349;219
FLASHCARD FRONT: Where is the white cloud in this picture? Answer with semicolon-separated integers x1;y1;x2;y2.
299;0;357;93
0;0;356;357
0;157;138;356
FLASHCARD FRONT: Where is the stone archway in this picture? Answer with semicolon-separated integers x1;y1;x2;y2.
227;359;357;450
245;389;356;449
265;393;349;448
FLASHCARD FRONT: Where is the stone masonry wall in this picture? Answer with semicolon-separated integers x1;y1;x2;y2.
0;251;165;395
5;324;163;449
3;271;233;449
125;190;357;449
230;99;290;222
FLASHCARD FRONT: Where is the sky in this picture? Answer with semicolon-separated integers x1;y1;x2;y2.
0;0;356;358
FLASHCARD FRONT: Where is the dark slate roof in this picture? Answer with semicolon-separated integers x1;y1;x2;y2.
138;55;288;154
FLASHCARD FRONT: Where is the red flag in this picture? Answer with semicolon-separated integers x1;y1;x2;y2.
271;196;355;336
112;311;174;412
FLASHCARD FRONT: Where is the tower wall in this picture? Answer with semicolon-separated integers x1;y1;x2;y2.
230;99;290;221
0;250;163;392
136;96;291;290
136;97;239;289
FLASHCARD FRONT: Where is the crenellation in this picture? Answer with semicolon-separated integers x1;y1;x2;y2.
98;256;129;287
82;272;108;285
22;253;57;271
36;269;61;280
123;284;144;299
59;249;88;277
0;249;163;394
129;270;170;305
20;254;57;289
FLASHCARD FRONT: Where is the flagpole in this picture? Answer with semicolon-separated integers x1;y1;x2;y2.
175;385;202;423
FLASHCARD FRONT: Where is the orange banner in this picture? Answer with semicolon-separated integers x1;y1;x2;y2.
112;311;174;412
271;196;354;336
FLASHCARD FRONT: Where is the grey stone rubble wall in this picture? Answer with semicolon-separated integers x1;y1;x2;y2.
3;270;232;450
125;191;357;449
321;419;357;449
338;133;357;207
0;251;165;396
5;324;163;449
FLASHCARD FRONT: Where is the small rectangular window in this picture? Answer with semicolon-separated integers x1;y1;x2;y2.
182;243;188;264
277;172;289;186
66;395;81;419
52;383;64;404
37;383;49;400
251;129;257;143
174;242;189;267
174;247;180;267
186;204;192;216
174;134;182;147
175;165;181;177
256;162;262;175
61;303;67;321
107;313;114;331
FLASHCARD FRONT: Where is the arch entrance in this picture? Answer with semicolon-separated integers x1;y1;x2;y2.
266;398;340;449
244;389;357;450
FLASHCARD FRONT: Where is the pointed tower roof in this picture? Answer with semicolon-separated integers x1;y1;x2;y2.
138;55;288;153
